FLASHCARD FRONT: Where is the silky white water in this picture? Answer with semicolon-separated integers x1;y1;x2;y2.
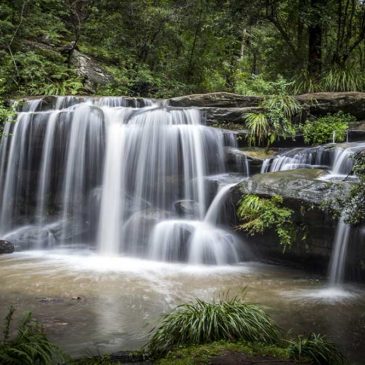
0;97;244;264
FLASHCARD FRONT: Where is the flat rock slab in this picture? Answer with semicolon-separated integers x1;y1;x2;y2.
238;168;350;206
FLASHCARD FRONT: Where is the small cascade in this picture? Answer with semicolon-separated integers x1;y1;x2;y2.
0;96;244;265
328;214;351;286
148;183;239;264
261;143;365;176
204;184;236;224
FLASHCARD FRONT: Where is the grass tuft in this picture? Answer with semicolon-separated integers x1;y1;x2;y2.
146;298;280;356
288;333;345;365
0;306;66;365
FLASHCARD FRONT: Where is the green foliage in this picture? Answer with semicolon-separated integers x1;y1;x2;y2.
0;306;66;365
245;98;297;148
0;99;16;127
146;298;280;357
293;67;365;94
288;333;345;365
344;151;365;225
237;195;295;249
301;112;353;145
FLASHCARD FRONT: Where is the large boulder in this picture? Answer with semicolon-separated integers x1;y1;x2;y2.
71;50;114;92
0;240;15;254
234;169;357;276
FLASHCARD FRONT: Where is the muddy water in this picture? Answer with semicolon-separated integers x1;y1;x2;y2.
1;250;365;364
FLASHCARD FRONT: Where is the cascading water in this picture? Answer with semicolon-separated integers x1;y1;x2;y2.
0;97;243;264
328;214;351;287
261;142;365;176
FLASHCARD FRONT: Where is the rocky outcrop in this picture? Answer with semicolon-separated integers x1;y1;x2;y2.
234;169;359;277
0;240;15;254
297;92;365;120
168;92;365;127
169;92;262;108
237;168;350;205
70;50;114;92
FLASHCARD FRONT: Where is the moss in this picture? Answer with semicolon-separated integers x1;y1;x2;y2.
156;341;289;365
239;147;277;160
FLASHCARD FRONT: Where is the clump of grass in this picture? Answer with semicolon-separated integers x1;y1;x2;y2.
288;333;345;365
0;306;66;365
146;298;280;356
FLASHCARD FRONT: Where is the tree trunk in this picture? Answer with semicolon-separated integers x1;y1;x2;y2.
308;0;324;78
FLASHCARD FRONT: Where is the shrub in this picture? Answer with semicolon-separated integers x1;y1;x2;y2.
236;194;295;249
0;306;66;365
288;333;345;365
302;112;354;145
245;93;298;148
146;298;280;356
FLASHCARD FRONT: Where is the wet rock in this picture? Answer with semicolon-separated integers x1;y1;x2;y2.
233;169;360;277
237;168;350;206
174;200;201;217
0;240;14;254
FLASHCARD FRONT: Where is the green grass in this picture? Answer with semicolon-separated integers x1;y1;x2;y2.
288;333;345;365
146;298;280;357
156;341;290;365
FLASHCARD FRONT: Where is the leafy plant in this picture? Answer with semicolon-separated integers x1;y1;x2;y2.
301;112;354;145
236;194;295;249
344;151;365;225
146;298;280;357
0;99;16;127
244;86;298;148
292;67;365;94
0;306;66;365
288;333;345;365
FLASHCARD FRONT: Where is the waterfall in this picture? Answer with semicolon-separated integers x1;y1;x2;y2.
261;143;365;175
328;214;351;286
0;97;244;265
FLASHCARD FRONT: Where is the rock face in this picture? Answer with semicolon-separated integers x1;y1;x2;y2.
168;92;365;128
0;240;15;254
234;169;361;277
169;92;262;108
71;50;114;92
297;92;365;120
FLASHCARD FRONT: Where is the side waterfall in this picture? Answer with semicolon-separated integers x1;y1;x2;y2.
0;97;245;264
328;214;351;286
261;143;365;176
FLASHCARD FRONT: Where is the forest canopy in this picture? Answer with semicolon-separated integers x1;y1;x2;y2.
0;0;365;97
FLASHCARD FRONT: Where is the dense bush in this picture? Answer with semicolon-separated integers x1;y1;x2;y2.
146;298;280;356
302;112;354;145
236;194;295;249
244;89;299;147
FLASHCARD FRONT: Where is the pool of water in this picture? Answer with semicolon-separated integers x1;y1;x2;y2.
1;249;365;364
